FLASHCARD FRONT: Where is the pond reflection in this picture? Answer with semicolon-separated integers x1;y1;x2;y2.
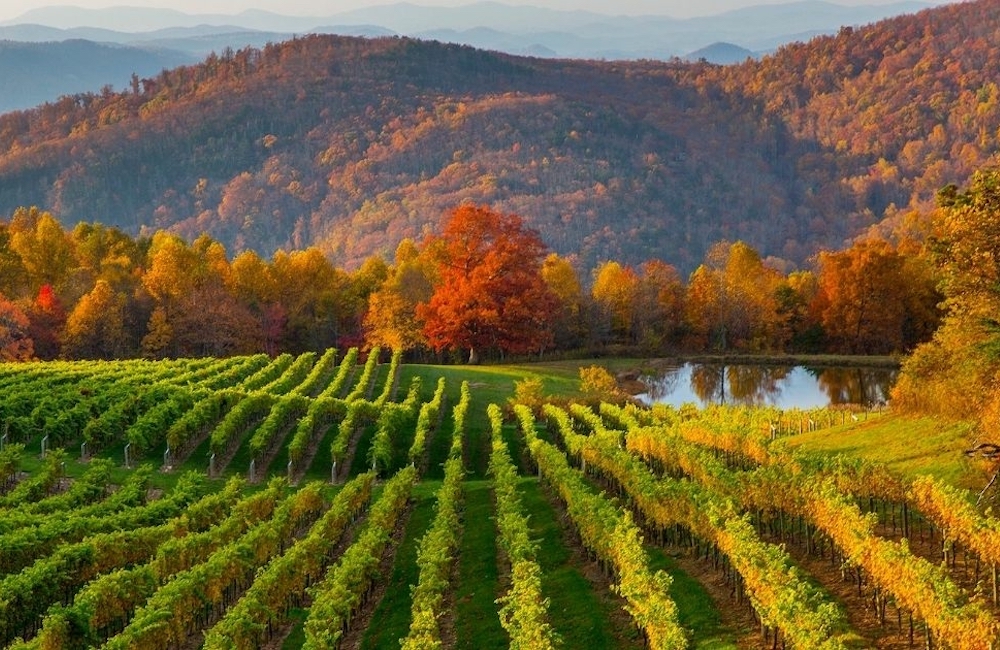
638;363;897;409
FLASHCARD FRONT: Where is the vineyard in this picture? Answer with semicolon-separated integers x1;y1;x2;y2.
0;349;998;649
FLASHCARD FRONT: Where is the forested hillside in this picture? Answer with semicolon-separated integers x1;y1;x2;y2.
1;0;999;271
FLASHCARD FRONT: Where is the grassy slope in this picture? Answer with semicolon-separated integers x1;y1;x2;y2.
785;413;985;489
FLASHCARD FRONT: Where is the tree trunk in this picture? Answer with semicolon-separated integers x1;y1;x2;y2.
468;347;479;364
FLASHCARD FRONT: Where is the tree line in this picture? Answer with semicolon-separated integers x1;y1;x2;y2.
0;202;942;364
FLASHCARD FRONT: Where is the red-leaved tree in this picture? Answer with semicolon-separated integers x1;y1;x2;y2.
418;205;556;363
0;294;33;361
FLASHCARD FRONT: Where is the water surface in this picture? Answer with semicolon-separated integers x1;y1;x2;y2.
636;363;897;409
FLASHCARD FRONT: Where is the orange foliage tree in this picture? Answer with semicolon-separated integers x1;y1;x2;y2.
0;294;33;361
812;238;939;354
894;169;1000;421
418;205;556;363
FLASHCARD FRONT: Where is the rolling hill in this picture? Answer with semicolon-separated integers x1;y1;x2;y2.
0;0;997;273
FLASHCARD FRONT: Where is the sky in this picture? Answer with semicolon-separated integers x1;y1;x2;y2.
0;0;965;22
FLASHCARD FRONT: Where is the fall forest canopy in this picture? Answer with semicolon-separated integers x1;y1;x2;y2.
0;201;943;366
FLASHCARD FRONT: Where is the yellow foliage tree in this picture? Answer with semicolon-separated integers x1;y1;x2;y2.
62;280;127;359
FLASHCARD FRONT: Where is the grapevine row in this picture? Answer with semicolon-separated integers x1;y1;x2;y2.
25;479;284;648
291;348;340;397
514;404;687;650
317;347;359;400
0;476;240;646
345;346;381;402
400;402;464;649
102;481;327;649
543;403;856;650
626;424;1000;649
486;403;559;650
256;351;317;395
407;377;447;467
202;472;375;648
635;401;1000;596
303;464;418;649
0;458;114;531
0;469;208;576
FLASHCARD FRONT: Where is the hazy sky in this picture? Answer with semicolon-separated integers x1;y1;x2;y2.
0;0;964;22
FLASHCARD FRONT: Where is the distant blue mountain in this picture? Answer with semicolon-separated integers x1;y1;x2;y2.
684;42;757;65
0;1;940;112
0;40;192;113
2;1;939;58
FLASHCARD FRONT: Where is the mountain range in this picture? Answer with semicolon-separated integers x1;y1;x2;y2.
0;1;942;113
0;0;996;275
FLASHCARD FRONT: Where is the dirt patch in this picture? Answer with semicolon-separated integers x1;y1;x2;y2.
667;549;768;649
618;377;650;396
778;539;918;649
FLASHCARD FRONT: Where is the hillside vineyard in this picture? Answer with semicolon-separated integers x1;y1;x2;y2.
0;350;997;648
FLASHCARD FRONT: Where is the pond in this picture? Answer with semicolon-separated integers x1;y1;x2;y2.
635;363;898;409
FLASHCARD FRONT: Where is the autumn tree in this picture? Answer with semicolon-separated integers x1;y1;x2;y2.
418;205;556;363
713;241;784;351
69;222;143;295
170;283;261;357
141;232;218;357
0;224;28;298
271;247;354;352
591;261;639;345
0;294;33;361
776;270;822;352
893;169;1000;422
142;232;202;310
684;242;785;351
812;237;939;354
25;284;65;359
683;264;724;351
634;259;685;350
8;207;75;293
364;240;436;352
62;280;128;359
541;253;587;350
229;249;285;355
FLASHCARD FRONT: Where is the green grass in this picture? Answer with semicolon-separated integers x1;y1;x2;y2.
301;421;340;482
516;476;645;649
787;413;983;488
349;422;377;476
644;547;740;649
402;361;588;410
280;607;308;649
268;425;296;480
223;424;259;476
453;479;507;650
